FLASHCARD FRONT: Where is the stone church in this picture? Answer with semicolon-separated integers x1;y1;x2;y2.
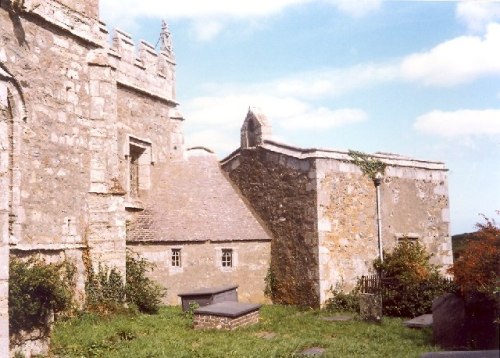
0;0;452;354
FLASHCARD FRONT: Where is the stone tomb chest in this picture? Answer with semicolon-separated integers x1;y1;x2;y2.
178;285;238;311
193;301;262;330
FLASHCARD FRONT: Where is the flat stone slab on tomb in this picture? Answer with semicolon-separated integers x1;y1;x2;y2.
193;301;262;330
404;314;433;328
178;285;238;311
194;301;261;318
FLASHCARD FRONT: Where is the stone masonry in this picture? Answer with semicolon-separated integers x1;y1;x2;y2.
1;2;272;353
193;310;260;330
127;148;271;305
0;0;453;354
222;108;453;307
0;0;200;355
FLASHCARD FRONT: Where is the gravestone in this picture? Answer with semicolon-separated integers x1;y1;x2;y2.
404;314;433;328
432;293;466;349
359;293;382;323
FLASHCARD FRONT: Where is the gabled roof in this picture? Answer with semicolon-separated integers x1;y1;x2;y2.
127;148;272;243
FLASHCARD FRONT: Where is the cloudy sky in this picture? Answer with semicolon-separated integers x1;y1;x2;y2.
100;0;500;235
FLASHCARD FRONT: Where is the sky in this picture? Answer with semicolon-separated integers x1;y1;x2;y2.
99;0;500;235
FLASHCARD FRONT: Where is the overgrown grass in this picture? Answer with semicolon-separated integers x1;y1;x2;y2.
51;305;439;357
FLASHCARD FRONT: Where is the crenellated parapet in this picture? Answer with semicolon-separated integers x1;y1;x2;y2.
108;28;177;104
7;0;107;47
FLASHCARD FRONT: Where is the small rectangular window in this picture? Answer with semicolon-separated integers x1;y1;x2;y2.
221;249;232;267
171;248;181;267
129;144;144;198
397;235;419;244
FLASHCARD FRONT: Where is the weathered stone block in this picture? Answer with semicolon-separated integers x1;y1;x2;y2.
359;293;382;323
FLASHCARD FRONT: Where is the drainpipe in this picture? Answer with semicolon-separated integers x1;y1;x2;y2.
374;172;383;262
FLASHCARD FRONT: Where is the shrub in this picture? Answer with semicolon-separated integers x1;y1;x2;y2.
448;214;499;349
126;252;165;314
374;241;455;317
85;253;165;315
9;257;75;334
448;214;500;298
324;282;359;313
85;264;126;314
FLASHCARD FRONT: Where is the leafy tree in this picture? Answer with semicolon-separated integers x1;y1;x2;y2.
448;214;500;298
448;213;500;349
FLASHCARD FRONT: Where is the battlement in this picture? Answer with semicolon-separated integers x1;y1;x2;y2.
108;28;176;103
7;0;177;103
55;0;99;20
18;0;106;46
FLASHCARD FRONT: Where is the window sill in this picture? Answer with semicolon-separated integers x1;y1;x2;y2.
125;198;144;211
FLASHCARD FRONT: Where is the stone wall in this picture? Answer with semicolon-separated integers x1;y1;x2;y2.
223;139;452;307
315;155;452;303
129;240;271;305
193;310;260;330
316;159;378;302
1;5;94;250
55;0;99;20
0;74;12;356
381;165;451;267
222;148;320;307
126;150;272;305
0;1;182;354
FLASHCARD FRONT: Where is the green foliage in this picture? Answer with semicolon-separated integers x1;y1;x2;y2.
85;252;165;315
264;267;277;301
9;257;75;334
126;251;165;314
449;214;500;298
374;241;455;317
324;282;360;313
184;302;200;319
348;150;386;180
374;241;437;283
51;305;439;357
85;264;126;314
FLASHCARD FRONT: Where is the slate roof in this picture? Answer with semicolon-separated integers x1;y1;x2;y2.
127;148;271;243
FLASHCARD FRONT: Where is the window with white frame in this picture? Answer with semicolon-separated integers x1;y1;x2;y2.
171;248;181;267
221;249;233;267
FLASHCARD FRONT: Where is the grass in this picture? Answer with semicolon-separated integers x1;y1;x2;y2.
50;305;439;357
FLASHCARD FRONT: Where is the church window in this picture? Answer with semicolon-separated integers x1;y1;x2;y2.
126;136;153;199
221;249;233;267
171;248;181;267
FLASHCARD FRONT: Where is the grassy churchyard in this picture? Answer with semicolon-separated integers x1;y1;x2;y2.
50;305;439;357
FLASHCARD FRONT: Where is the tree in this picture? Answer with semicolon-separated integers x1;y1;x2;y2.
449;213;500;298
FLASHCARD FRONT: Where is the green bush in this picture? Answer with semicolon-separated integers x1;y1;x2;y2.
85;264;126;314
374;242;455;317
324;282;359;313
126;252;165;314
9;257;75;334
85;253;165;315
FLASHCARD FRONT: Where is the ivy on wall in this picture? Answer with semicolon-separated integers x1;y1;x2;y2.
348;150;386;180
